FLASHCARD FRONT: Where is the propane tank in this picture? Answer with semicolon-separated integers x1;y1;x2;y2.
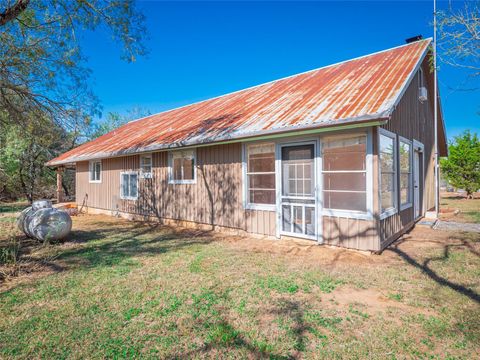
17;200;72;242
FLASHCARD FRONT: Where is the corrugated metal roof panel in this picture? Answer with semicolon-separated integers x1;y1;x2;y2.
48;39;431;166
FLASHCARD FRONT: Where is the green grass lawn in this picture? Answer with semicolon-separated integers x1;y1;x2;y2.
440;193;480;223
0;210;479;359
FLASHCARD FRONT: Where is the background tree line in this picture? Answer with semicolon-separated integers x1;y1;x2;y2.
0;108;150;202
0;0;148;202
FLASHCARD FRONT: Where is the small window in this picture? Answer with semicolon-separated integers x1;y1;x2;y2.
140;155;152;178
89;160;101;183
399;139;412;209
121;172;138;200
169;149;195;184
379;131;397;216
246;143;276;206
322;135;367;212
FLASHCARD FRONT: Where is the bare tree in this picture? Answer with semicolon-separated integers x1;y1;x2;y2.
438;1;480;78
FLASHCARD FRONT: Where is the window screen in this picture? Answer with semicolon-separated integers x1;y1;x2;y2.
322;135;367;212
90;161;101;182
282;145;314;198
246;143;275;205
140;155;152;176
399;140;412;206
170;150;195;182
379;134;396;213
121;173;138;199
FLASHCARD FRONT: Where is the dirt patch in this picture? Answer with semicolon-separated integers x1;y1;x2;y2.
321;286;434;316
387;225;480;255
223;235;379;267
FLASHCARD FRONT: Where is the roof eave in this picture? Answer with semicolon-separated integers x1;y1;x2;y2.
46;115;389;166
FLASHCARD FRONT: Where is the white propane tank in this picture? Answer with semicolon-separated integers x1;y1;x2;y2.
17;200;72;242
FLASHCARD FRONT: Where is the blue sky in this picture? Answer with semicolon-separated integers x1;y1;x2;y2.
81;1;479;139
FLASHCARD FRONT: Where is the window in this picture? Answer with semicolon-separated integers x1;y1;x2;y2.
399;138;412;209
418;67;425;88
282;145;314;198
89;160;101;183
246;143;275;206
322;135;367;212
121;172;138;200
140;155;152;178
379;130;397;216
169;149;195;183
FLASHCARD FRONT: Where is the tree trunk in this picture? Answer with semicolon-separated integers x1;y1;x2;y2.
18;166;32;203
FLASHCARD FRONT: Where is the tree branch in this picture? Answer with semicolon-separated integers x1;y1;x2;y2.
0;0;30;26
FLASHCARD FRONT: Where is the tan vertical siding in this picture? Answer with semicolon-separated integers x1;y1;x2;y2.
245;210;276;236
379;58;435;246
322;217;379;251
75;144;255;232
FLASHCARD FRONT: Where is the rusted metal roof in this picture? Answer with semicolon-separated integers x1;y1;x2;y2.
48;39;431;166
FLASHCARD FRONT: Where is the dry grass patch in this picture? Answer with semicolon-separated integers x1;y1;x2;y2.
440;192;480;223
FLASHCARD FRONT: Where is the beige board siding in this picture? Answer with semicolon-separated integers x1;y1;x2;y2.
76;136;383;250
379;58;435;246
380;207;414;246
245;210;276;236
323;216;379;251
76;143;252;232
76;157;124;212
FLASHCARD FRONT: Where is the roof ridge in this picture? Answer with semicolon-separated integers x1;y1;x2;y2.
126;38;432;125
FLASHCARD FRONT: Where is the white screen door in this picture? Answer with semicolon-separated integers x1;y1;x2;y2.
280;143;316;239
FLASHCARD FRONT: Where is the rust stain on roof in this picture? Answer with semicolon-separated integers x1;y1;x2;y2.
48;39;431;166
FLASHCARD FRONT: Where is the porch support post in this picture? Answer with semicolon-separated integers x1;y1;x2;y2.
56;167;64;203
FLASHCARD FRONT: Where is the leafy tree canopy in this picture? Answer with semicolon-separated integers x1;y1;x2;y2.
0;0;147;131
0;112;72;202
440;131;480;198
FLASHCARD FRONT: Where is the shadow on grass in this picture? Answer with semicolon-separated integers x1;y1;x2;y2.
56;223;215;269
162;297;309;359
164;320;295;359
1;221;216;292
387;235;480;304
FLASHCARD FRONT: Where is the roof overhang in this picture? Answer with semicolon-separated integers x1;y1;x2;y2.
47;116;388;166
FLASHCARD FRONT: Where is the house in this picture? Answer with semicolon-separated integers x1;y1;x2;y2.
47;38;448;252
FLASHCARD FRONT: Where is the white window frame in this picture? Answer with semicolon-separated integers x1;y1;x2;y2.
89;160;102;183
140;154;153;179
120;171;139;200
399;136;413;211
168;149;196;184
320;130;374;220
378;128;398;220
242;142;276;211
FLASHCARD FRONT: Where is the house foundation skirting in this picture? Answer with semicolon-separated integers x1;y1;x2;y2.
81;206;382;253
83;206;275;239
379;220;416;252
